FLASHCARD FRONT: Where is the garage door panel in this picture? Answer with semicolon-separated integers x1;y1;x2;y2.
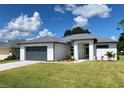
26;46;47;61
26;47;47;51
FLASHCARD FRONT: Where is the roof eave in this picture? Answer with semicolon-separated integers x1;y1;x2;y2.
97;41;118;43
69;38;97;41
18;41;68;45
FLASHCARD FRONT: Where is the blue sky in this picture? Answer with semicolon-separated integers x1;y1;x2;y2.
0;4;123;41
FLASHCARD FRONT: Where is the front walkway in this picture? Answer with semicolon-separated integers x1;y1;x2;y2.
74;59;89;63
0;61;42;72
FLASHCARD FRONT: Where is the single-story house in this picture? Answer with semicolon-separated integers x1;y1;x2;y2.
0;40;20;60
18;33;117;61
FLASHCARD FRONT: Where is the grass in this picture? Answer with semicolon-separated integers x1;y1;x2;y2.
0;57;124;87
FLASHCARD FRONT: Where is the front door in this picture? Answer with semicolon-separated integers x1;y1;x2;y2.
84;44;89;59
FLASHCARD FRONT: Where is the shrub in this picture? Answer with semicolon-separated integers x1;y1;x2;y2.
4;55;17;60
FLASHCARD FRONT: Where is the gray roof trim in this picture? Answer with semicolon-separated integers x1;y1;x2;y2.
71;38;97;41
18;36;68;45
97;41;118;44
18;41;68;45
62;33;117;43
68;38;97;43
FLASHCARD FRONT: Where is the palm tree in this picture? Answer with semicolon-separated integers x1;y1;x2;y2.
105;51;115;61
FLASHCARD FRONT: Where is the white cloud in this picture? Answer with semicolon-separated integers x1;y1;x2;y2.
55;4;112;27
26;28;56;40
71;4;112;18
0;11;42;40
39;28;56;37
71;4;111;27
54;5;65;14
74;16;88;27
7;12;41;32
111;36;117;40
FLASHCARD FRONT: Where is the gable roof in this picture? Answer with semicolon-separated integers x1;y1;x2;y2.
18;36;67;44
62;33;118;43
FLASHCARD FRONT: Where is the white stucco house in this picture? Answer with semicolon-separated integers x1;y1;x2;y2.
18;33;118;61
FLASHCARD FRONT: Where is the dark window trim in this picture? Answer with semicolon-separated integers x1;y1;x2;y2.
96;45;109;48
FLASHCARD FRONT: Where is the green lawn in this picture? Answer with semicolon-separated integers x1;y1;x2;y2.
0;57;124;88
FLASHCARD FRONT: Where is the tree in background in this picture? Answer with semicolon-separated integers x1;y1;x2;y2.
64;27;91;37
64;30;72;37
117;19;124;55
117;33;124;55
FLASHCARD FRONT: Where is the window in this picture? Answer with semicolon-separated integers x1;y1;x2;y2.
96;45;109;48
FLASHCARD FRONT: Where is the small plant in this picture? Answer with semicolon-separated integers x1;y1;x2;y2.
105;51;115;61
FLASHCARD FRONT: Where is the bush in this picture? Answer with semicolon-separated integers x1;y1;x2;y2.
4;55;17;60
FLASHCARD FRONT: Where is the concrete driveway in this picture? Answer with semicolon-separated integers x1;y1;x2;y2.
0;61;42;72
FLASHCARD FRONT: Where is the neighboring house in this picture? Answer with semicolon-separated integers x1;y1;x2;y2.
18;33;117;61
0;40;20;60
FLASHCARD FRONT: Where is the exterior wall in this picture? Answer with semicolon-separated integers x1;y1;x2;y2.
89;40;95;60
54;43;70;60
20;46;25;60
20;43;54;61
96;43;117;60
73;40;95;60
47;43;54;61
74;41;79;60
0;48;11;60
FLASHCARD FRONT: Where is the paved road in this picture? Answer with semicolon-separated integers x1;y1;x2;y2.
0;61;42;72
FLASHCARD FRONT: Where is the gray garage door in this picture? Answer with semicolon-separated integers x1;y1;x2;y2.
26;46;47;61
